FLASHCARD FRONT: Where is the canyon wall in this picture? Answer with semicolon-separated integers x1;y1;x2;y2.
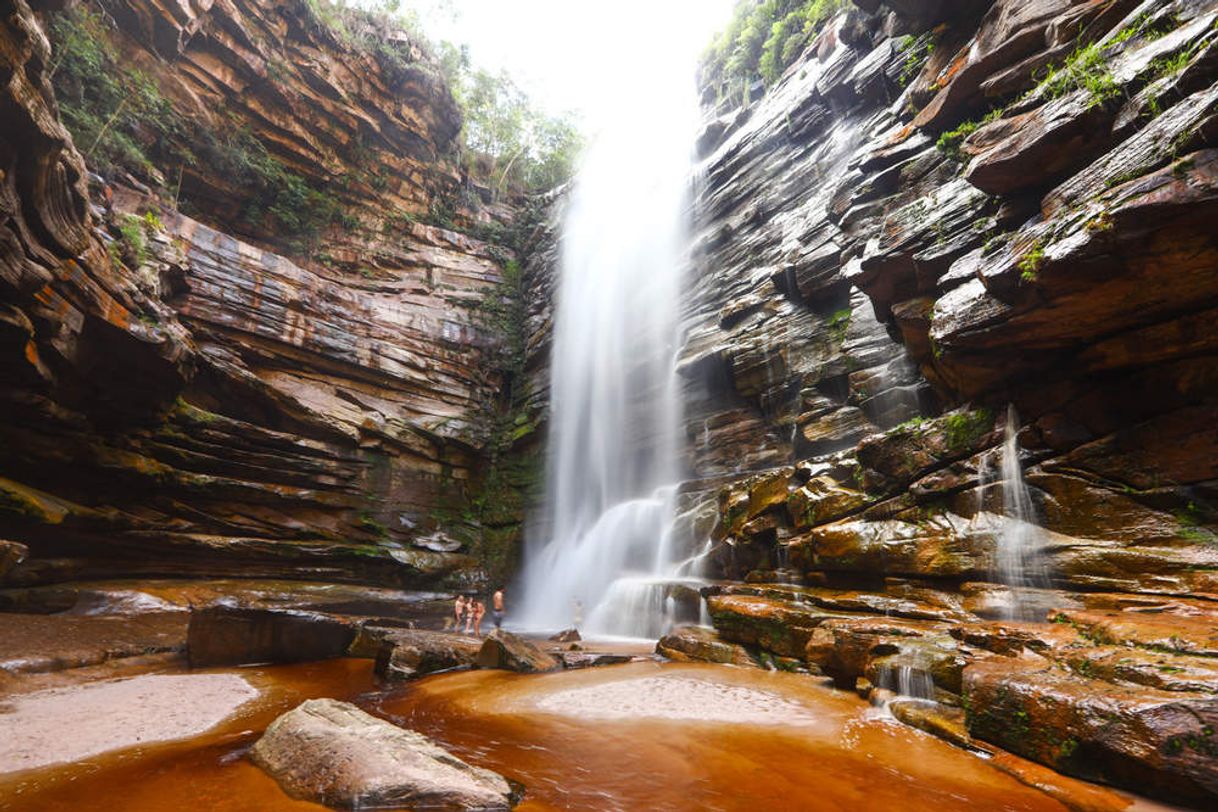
687;0;1218;599
0;0;532;588
676;0;1218;803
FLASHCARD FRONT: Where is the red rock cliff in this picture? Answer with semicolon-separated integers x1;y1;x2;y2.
0;0;532;588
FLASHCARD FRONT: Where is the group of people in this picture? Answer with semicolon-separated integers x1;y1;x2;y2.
449;588;504;637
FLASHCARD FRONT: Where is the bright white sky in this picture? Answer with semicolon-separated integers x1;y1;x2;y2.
413;0;738;132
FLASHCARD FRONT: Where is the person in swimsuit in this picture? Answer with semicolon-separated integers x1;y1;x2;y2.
492;588;505;630
473;600;486;636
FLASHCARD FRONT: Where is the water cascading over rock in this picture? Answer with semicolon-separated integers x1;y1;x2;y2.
515;54;701;637
994;405;1051;620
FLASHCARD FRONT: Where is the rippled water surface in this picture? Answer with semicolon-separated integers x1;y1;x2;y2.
2;659;1160;812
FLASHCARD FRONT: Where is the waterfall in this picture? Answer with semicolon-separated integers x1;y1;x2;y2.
515;52;699;637
994;404;1051;618
877;664;936;701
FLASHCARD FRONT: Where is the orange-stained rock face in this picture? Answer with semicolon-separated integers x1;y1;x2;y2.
0;0;543;588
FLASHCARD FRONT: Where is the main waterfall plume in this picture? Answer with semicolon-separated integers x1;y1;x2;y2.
515;53;699;637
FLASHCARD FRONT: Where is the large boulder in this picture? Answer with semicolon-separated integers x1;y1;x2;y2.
476;630;559;673
373;629;483;681
251;699;516;810
964;657;1218;806
656;625;761;667
187;605;357;667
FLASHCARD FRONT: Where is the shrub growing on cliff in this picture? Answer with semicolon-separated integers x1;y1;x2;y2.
1033;43;1120;109
48;7;346;249
48;7;183;179
703;0;847;103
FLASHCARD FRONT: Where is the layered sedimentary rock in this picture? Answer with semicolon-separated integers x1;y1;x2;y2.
683;0;1218;803
0;0;526;587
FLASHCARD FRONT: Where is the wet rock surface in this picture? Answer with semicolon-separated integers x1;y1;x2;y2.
186;605;358;668
373;629;483;681
252;698;517;810
476;630;560;674
0;612;188;677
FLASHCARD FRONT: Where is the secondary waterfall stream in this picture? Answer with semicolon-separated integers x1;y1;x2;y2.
515;52;700;637
995;404;1052;619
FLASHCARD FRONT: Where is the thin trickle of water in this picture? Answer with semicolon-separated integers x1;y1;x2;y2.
994;405;1051;618
515;53;700;637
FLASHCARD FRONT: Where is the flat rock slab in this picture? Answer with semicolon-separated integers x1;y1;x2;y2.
476;631;559;673
0;612;188;676
251;698;515;810
656;625;760;667
0;673;257;774
373;629;483;680
187;605;357;667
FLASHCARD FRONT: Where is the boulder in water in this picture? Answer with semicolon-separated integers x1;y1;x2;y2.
251;699;516;810
548;627;581;643
656;625;761;667
477;630;560;673
374;629;483;681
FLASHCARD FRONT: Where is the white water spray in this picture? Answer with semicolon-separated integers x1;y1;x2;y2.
995;404;1051;618
515;56;700;637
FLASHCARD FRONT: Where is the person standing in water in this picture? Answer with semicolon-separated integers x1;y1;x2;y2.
450;594;466;631
492;588;505;630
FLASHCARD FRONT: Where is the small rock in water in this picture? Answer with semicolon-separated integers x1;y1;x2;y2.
548;627;581;643
477;630;560;673
251;698;517;810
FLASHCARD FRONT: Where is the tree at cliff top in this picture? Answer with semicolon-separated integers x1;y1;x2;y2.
320;0;583;196
47;0;580;247
701;0;846;103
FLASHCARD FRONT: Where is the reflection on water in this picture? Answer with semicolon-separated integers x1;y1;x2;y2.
369;662;1128;812
2;659;1157;812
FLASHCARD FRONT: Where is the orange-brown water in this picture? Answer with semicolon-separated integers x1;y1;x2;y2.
1;659;1163;812
369;662;1150;812
0;659;377;811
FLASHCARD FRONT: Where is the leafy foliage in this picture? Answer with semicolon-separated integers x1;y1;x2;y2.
899;34;936;88
702;0;847;104
936;120;980;163
446;56;584;194
47;7;182;179
1018;240;1046;282
49;6;344;247
1033;43;1120;109
309;0;583;195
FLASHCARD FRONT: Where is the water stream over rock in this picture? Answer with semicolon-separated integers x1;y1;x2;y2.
995;405;1052;620
515;40;702;638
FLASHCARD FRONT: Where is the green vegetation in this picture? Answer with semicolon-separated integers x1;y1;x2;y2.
944;408;992;452
1175;501;1217;544
826;307;851;343
47;1;581;257
1032;43;1120;109
307;0;583;195
702;0;847;103
47;7;182;179
895;416;932;433
49;7;346;249
449;60;584;194
935;120;980;163
899;34;936;87
1152;50;1191;78
1018;240;1046;282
